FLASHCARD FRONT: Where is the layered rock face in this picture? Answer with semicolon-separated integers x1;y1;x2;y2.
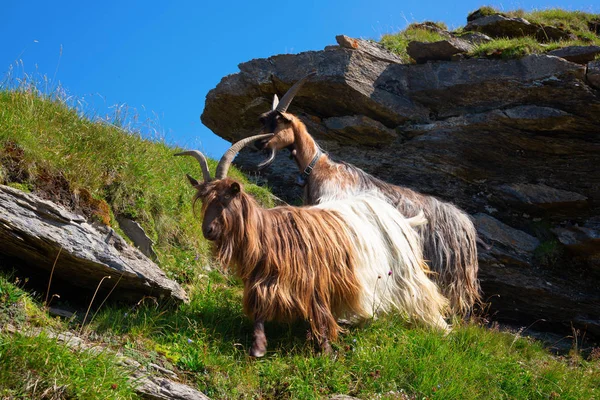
201;36;600;336
0;185;188;304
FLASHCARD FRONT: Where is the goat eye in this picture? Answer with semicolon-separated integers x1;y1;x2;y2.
223;194;230;200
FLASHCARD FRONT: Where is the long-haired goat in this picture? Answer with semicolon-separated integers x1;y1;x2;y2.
254;73;481;318
176;135;449;357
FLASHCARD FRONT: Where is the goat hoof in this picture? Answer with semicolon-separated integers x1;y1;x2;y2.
320;341;333;355
248;346;266;358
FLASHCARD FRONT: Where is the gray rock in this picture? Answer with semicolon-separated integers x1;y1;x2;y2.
552;218;600;256
0;185;188;303
473;214;600;335
465;14;538;38
335;35;403;64
536;25;577;42
548;46;600;65
474;213;540;264
497;183;588;209
323;115;398;146
588;60;600;89
117;215;157;260
407;38;474;63
458;32;493;45
411;22;453;38
502;105;570;120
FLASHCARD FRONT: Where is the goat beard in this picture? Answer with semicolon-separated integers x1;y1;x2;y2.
257;148;277;170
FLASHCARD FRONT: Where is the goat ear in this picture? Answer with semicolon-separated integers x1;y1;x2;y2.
276;111;292;123
229;181;241;196
186;174;200;187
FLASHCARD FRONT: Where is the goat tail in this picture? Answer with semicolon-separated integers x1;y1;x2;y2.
406;211;427;228
421;198;482;319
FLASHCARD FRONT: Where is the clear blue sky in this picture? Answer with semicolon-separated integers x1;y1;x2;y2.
3;1;598;157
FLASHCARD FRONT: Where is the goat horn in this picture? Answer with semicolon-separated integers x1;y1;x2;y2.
271;94;279;111
257;148;276;170
215;133;275;180
174;150;212;182
275;71;316;113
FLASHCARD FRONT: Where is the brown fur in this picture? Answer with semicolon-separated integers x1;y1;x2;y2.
194;178;365;342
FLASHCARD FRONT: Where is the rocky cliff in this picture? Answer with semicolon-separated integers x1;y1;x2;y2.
201;22;600;336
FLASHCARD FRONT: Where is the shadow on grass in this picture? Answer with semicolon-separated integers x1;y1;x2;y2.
90;280;322;359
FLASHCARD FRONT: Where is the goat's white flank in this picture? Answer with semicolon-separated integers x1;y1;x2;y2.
317;192;449;331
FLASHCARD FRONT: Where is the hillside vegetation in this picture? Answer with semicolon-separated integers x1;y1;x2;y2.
2;22;600;399
381;8;600;61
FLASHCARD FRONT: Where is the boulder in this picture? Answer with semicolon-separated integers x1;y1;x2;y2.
335;35;403;64
474;213;540;265
0;185;188;304
548;45;600;65
406;38;474;63
464;14;538;38
410;22;453;38
587;60;600;89
458;32;493;45
536;25;577;42
116;215;157;260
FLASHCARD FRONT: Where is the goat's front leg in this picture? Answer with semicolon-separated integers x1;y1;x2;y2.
318;323;333;355
249;319;267;358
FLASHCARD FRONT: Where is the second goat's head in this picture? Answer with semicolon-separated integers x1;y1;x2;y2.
255;72;316;169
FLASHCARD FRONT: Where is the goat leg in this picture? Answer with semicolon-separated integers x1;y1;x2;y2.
249;319;267;358
318;322;333;355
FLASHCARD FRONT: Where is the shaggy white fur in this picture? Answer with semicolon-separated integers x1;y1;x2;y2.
317;193;449;331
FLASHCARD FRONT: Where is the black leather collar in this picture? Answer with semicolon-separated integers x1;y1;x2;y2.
295;149;322;187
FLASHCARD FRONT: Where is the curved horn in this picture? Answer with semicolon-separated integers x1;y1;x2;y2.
215;133;275;180
275;71;316;113
174;150;212;183
257;148;277;170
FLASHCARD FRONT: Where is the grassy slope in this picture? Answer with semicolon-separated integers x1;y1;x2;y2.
0;87;599;398
381;8;600;61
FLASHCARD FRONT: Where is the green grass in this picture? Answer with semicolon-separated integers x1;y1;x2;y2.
467;6;502;21
380;24;447;62
0;86;274;283
1;81;600;398
0;272;136;398
507;9;600;35
2;264;600;399
0;332;137;399
81;269;600;399
381;7;600;62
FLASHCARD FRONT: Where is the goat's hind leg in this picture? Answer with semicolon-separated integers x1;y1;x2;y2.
249;319;268;358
